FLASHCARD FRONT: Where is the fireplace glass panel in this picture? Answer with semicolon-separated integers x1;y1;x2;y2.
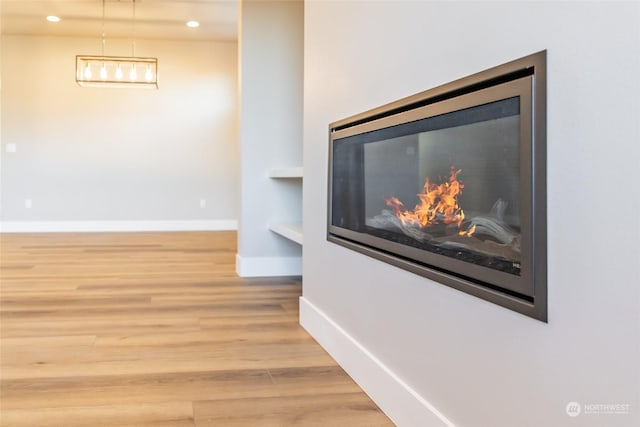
330;91;529;292
354;98;521;275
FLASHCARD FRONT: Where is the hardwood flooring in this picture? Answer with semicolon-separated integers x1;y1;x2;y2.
0;231;393;426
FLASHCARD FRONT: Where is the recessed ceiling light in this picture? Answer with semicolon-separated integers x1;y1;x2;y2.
186;21;200;28
46;15;61;23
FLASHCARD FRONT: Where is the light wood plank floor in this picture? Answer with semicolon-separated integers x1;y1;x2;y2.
0;231;393;426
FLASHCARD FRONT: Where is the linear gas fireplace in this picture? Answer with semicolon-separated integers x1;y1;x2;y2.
328;51;547;321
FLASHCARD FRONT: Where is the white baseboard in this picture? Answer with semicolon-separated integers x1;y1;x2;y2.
235;253;302;277
299;297;455;427
0;220;238;233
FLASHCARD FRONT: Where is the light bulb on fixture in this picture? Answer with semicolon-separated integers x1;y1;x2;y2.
145;65;153;82
130;64;137;81
100;64;108;80
84;63;92;79
115;64;123;80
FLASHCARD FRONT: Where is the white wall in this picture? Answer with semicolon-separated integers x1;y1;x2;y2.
237;0;303;276
1;35;238;231
302;2;640;427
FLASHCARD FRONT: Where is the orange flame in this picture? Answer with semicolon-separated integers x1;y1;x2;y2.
459;224;476;237
385;166;468;231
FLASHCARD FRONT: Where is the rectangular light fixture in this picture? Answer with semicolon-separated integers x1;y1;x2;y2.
76;55;158;89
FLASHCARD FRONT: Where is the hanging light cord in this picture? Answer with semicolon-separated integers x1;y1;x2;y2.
131;0;137;57
101;0;106;56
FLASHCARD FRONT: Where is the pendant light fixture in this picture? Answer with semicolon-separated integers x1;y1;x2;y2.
76;0;158;89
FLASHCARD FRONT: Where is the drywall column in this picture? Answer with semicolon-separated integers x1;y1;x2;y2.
236;0;303;277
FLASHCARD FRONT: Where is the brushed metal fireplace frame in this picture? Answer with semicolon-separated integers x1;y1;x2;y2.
327;51;547;321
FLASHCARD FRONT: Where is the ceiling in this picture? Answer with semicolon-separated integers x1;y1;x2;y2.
0;0;238;41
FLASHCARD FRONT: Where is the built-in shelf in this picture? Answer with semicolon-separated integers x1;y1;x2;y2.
268;167;303;179
269;221;303;245
268;166;303;246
